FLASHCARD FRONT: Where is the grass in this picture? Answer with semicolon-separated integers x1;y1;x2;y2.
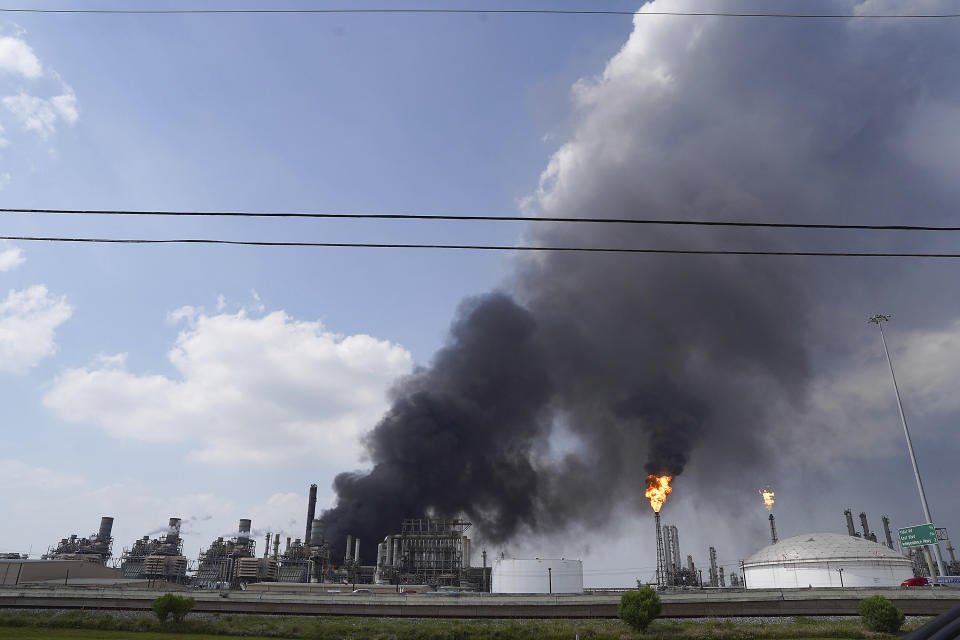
0;610;918;639
0;630;265;640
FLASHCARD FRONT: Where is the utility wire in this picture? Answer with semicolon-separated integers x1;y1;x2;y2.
5;235;960;258
3;207;960;232
0;8;958;18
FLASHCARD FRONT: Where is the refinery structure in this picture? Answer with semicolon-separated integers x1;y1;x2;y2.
3;479;957;593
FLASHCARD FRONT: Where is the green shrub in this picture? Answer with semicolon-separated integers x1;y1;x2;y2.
151;592;196;623
858;594;904;633
618;586;662;632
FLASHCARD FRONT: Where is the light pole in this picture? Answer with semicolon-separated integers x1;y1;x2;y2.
868;314;947;578
837;567;844;588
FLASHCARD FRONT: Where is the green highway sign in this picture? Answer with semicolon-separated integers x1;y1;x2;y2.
899;523;937;548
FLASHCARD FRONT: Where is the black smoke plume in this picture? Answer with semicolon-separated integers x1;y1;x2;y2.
321;1;960;548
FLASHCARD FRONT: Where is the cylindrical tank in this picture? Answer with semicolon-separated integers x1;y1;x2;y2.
310;519;324;546
238;519;252;539
305;484;318;545
97;517;114;542
491;558;583;594
742;533;912;588
385;535;393;566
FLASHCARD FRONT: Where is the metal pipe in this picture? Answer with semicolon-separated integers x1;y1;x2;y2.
844;509;859;537
305;484;318;545
882;516;895;550
859;512;873;540
870;315;947;577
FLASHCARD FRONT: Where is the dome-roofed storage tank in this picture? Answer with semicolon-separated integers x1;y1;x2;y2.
742;532;913;589
491;557;583;594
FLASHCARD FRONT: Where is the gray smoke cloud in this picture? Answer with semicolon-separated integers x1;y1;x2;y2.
321;0;960;550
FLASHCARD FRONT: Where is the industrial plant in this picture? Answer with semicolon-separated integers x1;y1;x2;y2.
2;481;956;594
120;518;188;583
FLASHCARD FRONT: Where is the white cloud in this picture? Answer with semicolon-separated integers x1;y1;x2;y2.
0;285;72;373
44;308;413;465
0;243;23;271
50;90;78;124
4;92;61;137
0;458;85;492
0;36;42;78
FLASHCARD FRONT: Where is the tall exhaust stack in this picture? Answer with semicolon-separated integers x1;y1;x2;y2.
310;519;324;547
273;534;280;558
305;484;318;545
345;535;353;563
238;518;252;540
168;518;181;540
769;513;779;544
881;516;895;550
354;538;361;563
97;517;114;542
654;511;666;586
859;512;877;542
844;509;859;537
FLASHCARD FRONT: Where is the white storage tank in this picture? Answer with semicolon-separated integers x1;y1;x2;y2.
491;557;583;594
742;532;913;589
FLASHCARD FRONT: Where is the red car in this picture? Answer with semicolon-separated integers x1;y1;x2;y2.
901;577;930;587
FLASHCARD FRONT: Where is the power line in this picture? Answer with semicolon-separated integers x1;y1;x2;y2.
0;8;958;18
5;234;960;257
4;207;960;232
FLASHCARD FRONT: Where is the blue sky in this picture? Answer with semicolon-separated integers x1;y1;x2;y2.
3;0;960;586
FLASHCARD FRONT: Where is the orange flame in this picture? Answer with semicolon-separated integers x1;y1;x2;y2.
759;486;775;511
645;475;673;512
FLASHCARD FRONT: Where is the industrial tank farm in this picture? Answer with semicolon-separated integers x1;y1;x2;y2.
742;532;914;589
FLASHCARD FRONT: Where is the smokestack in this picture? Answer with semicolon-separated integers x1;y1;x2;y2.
708;547;718;587
654;511;666;585
310;519;324;546
844;509;859;537
273;534;280;558
687;554;694;573
881;516;895;550
168;518;181;540
305;484;318;545
859;512;876;542
345;535;353;563
264;532;271;557
97;517;114;542
238;518;252;539
354;538;361;563
719;566;725;587
769;513;778;544
286;536;291;551
463;536;471;568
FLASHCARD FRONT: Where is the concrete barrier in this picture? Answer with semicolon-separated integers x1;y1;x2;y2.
1;586;957;618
